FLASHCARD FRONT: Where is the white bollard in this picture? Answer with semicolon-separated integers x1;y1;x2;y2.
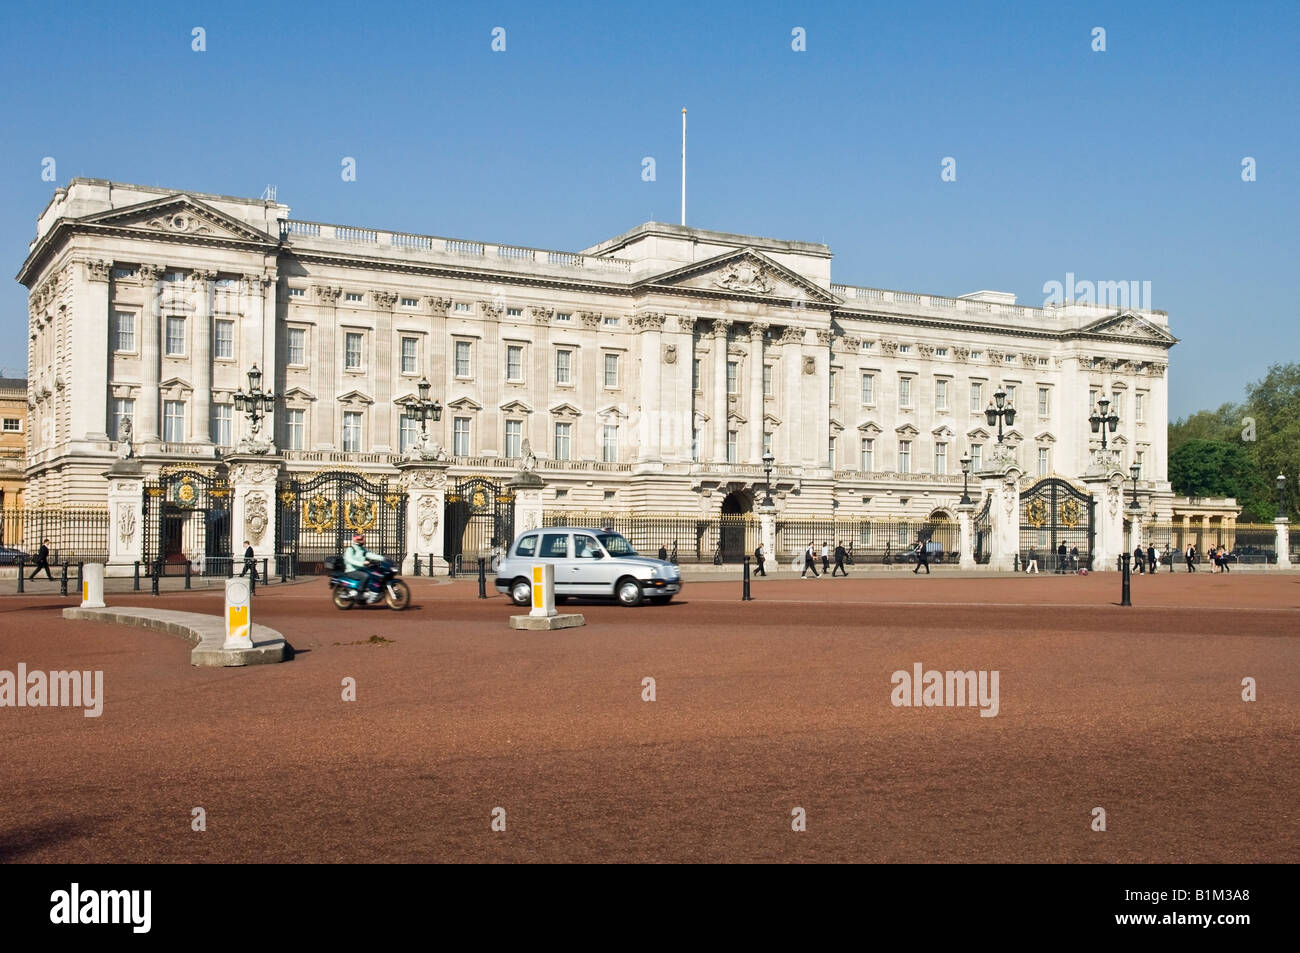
223;578;253;650
80;562;106;609
529;563;556;618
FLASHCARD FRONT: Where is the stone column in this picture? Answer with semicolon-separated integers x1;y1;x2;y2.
510;468;545;540
1276;519;1292;570
778;326;804;466
748;323;767;463
956;501;976;570
1129;507;1144;553
398;459;451;574
76;259;112;441
711;319;732;462
190;270;215;443
312;286;342;448
104;459;145;576
1083;469;1125;572
226;456;282;568
372;290;398;451
635;313;665;462
979;466;1022;572
138;264;164;442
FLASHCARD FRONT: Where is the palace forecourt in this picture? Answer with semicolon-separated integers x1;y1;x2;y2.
16;178;1243;574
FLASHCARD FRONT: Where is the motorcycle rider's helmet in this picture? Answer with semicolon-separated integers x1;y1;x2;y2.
353;533;365;544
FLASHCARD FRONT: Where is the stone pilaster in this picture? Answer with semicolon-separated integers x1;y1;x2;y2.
748;323;767;464
978;466;1022;572
711;319;731;463
226;455;282;567
398;460;451;574
510;469;545;545
956;501;976;570
190;270;215;443
77;258;112;442
757;503;777;567
104;459;145;576
138;264;165;442
634;313;665;462
1277;519;1292;570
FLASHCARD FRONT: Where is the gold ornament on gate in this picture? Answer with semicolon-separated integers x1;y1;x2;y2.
1026;498;1048;528
1060;499;1083;528
303;494;337;532
176;476;196;506
344;498;378;531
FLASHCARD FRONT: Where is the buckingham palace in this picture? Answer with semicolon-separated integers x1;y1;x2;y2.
15;178;1200;570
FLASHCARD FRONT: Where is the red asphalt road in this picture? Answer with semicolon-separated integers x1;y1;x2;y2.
0;572;1297;863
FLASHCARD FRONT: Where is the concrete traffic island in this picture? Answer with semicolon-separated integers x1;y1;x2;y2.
61;606;290;667
510;613;585;631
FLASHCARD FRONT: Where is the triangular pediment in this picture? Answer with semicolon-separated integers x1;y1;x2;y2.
931;425;954;438
640;248;839;306
337;389;373;405
1079;310;1177;344
727;410;747;424
1035;431;1056;443
549;402;581;418
763;412;782;427
447;396;482;412
285;386;316;402
75;194;279;245
967;427;991;440
829;417;845;433
858;420;882;434
597;404;627;420
499;399;534;415
159;376;192;394
1002;429;1024;442
895;423;919;436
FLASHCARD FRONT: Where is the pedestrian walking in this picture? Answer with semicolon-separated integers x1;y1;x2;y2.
240;540;258;580
912;540;930;575
1147;544;1157;575
1133;545;1145;574
29;538;53;580
820;541;830;575
658;543;668;561
802;542;820;578
1025;547;1039;573
1056;541;1067;574
1185;543;1196;572
832;541;848;576
669;540;678;565
1070;545;1080;572
754;542;767;576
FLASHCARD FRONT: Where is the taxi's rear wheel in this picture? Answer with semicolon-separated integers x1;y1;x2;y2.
616;577;643;607
510;578;531;606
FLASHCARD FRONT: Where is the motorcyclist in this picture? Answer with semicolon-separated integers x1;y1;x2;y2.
343;533;386;603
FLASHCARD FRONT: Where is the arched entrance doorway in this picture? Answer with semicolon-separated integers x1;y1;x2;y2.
719;490;753;564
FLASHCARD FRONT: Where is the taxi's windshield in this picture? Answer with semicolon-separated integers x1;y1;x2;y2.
596;533;637;557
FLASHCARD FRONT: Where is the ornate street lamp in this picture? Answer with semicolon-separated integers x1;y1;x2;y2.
959;452;972;505
985;387;1016;444
402;376;443;449
761;449;775;506
1128;462;1142;512
232;363;277;448
1089;395;1119;451
1277;473;1287;520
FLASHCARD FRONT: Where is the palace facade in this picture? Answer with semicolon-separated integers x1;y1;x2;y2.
18;178;1182;529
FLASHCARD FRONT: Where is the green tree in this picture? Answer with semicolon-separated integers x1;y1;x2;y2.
1244;363;1300;520
1167;440;1271;520
1167;402;1242;456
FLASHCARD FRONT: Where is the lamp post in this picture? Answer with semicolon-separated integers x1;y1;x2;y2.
1128;462;1142;513
959;453;972;505
1089;395;1119;450
232;363;277;446
761;450;775;506
1277;473;1287;520
985;387;1016;444
401;376;443;452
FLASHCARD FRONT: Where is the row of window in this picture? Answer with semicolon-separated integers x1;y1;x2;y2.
113;313;237;359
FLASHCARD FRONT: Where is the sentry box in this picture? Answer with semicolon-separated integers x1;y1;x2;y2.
223;578;253;650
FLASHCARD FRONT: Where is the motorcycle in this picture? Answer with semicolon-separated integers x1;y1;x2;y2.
325;557;411;610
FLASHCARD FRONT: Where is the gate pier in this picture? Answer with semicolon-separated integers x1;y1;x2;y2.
228;455;283;574
104;458;145;577
397;460;449;575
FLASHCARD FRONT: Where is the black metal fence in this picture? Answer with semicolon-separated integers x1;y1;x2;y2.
1144;522;1290;564
775;518;960;564
0;507;110;563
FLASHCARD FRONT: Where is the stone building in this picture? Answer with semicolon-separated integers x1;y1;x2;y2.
17;178;1194;568
0;376;26;509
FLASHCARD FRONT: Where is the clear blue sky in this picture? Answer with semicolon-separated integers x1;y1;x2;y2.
2;0;1295;417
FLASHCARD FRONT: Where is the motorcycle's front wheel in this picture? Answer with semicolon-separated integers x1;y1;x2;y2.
385;579;411;611
332;587;355;610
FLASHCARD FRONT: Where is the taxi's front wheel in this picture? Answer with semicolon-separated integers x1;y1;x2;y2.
616;577;643;607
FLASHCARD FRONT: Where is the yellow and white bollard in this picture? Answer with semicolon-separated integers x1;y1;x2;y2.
223;578;253;650
80;562;106;609
529;563;556;618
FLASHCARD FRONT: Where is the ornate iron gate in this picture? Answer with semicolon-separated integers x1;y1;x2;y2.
277;469;406;574
973;496;992;564
143;466;233;572
444;477;515;570
1019;478;1094;571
